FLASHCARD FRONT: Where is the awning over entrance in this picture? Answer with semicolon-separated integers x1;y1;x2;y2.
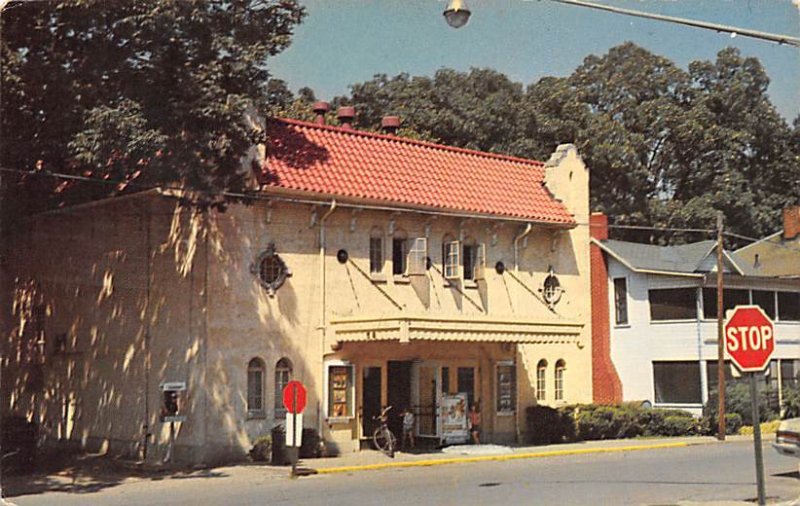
328;314;584;347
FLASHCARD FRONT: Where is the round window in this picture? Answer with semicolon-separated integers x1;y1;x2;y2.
541;268;563;307
251;243;290;296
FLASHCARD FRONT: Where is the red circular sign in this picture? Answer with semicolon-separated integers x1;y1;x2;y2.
283;380;307;414
724;305;775;372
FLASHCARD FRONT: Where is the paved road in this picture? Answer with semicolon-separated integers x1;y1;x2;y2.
10;441;800;505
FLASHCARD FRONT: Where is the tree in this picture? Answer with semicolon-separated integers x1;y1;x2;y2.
333;44;799;244
1;0;305;215
340;68;526;151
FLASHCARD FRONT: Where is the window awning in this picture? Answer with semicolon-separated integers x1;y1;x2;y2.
328;314;584;346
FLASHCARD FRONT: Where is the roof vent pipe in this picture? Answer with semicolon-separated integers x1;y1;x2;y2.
337;106;356;130
381;116;401;135
313;101;330;125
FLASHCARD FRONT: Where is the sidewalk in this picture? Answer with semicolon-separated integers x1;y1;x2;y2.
302;435;747;474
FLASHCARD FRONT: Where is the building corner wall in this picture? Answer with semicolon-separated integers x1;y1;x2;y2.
589;213;623;404
543;144;594;404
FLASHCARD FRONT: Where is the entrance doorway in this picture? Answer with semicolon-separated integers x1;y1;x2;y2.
387;361;412;441
362;366;382;438
457;367;476;407
412;361;441;438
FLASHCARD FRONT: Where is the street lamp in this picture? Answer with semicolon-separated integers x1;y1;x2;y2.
443;0;471;29
444;0;800;47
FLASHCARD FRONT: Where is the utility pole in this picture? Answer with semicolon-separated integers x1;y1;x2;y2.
716;211;726;440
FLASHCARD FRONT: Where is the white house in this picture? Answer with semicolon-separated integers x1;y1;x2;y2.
590;212;800;414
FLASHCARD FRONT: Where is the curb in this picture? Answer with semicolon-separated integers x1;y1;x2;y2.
314;441;691;475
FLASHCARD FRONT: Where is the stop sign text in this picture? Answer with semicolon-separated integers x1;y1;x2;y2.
724;305;775;372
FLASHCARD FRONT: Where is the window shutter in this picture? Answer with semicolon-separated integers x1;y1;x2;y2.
474;243;486;280
407;237;427;275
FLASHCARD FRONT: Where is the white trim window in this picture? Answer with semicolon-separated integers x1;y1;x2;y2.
613;278;628;325
536;359;547;401
444;239;461;279
463;242;486;281
274;357;293;416
554;359;566;401
247;358;265;417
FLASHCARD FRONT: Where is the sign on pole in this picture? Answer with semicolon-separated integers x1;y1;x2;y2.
724;305;775;506
724;305;775;372
283;380;307;415
285;413;303;447
282;380;307;477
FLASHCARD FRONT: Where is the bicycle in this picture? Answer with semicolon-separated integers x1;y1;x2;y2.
372;405;397;458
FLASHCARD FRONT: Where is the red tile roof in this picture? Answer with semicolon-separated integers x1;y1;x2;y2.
259;118;575;225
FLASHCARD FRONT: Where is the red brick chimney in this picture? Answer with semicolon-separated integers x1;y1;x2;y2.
783;206;800;240
589;212;623;404
313;101;330;125
337;106;355;130
381;116;400;135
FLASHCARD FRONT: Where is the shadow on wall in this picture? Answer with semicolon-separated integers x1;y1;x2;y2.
0;194;320;469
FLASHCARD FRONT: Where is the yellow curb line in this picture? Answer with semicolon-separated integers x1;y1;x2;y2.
315;441;690;475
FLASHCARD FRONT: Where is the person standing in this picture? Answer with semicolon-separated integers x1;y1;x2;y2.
402;408;415;449
468;404;481;445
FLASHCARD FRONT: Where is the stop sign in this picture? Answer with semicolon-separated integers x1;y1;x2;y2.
724;305;775;372
283;380;307;414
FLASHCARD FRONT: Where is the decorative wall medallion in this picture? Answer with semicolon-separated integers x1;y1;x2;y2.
540;266;563;308
250;243;291;296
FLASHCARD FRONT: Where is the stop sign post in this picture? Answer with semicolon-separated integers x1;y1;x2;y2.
724;305;775;506
283;380;307;477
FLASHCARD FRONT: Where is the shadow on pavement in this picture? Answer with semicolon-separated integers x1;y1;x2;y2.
2;450;230;498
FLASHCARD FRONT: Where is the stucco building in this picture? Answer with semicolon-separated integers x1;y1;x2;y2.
2;107;593;463
590;211;800;414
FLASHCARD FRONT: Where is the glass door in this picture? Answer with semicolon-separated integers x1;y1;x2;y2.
411;361;441;438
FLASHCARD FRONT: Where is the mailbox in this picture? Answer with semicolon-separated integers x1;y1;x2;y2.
159;381;187;423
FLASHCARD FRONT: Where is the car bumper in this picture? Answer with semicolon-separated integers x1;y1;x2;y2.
772;442;800;458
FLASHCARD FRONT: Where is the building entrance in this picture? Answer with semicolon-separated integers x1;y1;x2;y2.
362;366;382;438
387;361;412;442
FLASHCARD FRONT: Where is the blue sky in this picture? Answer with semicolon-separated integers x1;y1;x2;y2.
269;0;799;121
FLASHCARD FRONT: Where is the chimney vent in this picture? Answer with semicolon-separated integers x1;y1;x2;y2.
337;106;356;130
312;101;330;125
381;116;401;134
590;212;609;241
784;206;800;240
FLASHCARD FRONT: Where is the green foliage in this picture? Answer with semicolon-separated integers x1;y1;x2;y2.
331;43;800;244
249;434;272;462
704;382;779;427
527;404;702;443
782;383;800;419
525;405;575;445
737;419;779;435
1;0;305;214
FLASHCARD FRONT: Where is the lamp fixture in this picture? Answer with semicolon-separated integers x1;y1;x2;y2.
443;0;471;29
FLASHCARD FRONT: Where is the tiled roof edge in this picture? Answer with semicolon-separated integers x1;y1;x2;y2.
270;117;546;168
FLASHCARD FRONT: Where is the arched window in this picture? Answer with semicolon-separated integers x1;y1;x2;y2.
555;359;566;401
275;357;293;415
369;227;384;274
247;358;265;416
536;359;548;401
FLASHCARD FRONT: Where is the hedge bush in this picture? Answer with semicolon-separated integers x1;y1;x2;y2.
249;434;272;462
525;405;575;445
704;382;778;426
782;383;800;419
526;403;701;444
